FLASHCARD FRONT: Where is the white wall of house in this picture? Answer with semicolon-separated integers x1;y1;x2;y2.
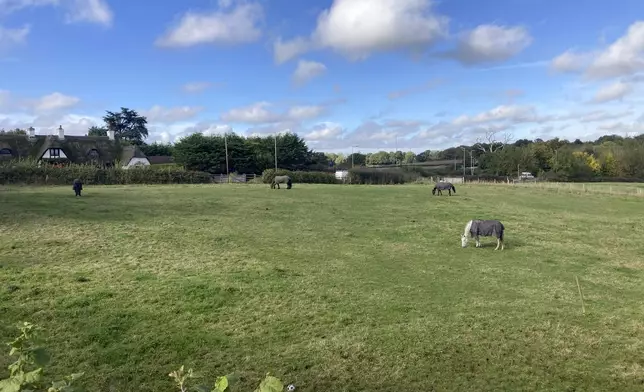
122;157;151;169
41;148;68;159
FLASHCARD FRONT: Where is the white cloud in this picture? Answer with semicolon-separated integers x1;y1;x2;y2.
181;81;212;93
0;24;29;49
451;105;543;126
586;21;644;79
550;50;591;73
273;0;449;63
65;0;113;26
304;122;344;141
220;101;326;124
551;21;644;79
30;92;80;113
444;24;532;65
141;105;203;123
155;2;263;47
578;109;634;122
0;0;113;26
273;37;310;65
292;59;327;86
590;81;633;103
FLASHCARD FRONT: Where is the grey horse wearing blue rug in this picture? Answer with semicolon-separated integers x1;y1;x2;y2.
461;219;505;250
432;182;456;196
271;175;292;189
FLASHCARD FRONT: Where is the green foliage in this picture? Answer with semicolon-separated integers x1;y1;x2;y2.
262;169;337;184
0;128;27;135
102;107;149;145
0;323;83;392
0;162;211;185
174;132;313;174
347;167;420;184
168;367;283;392
140;142;174;156
87;126;107;137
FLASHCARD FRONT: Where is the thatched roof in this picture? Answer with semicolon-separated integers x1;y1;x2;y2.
0;134;146;164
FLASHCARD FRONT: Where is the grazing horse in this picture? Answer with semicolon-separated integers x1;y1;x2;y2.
432;182;456;196
271;175;292;189
461;219;505;250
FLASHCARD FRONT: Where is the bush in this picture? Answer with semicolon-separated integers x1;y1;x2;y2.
0;163;212;185
347;167;421;184
262;169;338;184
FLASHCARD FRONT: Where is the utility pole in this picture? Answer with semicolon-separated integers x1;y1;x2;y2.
351;145;358;168
470;150;474;175
274;134;278;171
462;148;466;177
224;133;229;183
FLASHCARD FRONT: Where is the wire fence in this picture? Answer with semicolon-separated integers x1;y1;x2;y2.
469;180;644;197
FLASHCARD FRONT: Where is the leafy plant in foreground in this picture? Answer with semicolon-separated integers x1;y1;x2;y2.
0;322;83;392
168;365;284;392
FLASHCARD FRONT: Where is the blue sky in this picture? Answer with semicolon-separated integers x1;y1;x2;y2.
1;0;643;153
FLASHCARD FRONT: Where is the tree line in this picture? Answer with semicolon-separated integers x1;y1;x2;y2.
3;106;644;180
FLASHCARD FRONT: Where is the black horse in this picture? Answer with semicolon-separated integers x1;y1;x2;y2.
72;178;83;197
271;175;292;189
432;181;456;196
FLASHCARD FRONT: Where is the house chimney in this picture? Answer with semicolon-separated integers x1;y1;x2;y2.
107;130;115;140
28;127;35;137
57;125;64;139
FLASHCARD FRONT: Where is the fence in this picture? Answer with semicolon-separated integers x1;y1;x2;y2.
472;180;644;197
211;173;259;183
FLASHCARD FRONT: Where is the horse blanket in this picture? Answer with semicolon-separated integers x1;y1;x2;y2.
469;219;504;239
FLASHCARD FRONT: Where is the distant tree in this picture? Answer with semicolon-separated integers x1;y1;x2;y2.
102;107;149;145
88;126;107;136
403;151;416;164
0;128;27;135
474;130;513;153
140;142;174;156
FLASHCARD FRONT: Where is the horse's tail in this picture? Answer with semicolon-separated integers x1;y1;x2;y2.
451;185;456;193
499;223;504;240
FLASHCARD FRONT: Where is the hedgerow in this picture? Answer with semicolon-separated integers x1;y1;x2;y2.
0;162;211;185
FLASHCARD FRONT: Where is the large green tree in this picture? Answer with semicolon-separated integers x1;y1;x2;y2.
102;107;149;145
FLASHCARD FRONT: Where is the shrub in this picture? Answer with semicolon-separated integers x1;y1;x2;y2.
262;169;337;184
0;163;212;185
347;167;421;184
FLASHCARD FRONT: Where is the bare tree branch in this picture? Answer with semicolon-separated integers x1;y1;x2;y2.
474;130;514;153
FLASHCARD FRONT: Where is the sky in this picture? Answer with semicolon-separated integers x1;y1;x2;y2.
1;0;644;153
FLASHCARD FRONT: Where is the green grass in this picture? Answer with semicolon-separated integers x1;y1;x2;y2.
1;184;644;391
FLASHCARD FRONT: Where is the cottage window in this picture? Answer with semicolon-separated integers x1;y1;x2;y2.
0;148;11;156
49;148;61;158
87;149;99;160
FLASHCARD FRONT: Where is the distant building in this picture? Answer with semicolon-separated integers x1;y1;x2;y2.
0;127;150;169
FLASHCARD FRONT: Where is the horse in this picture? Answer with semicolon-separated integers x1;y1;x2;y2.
461;219;505;250
271;175;292;189
72;178;83;197
432;182;456;196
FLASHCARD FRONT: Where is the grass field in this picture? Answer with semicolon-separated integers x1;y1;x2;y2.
2;184;644;391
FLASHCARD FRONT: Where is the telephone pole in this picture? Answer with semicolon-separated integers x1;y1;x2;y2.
470;150;474;175
462;147;466;177
224;133;229;182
